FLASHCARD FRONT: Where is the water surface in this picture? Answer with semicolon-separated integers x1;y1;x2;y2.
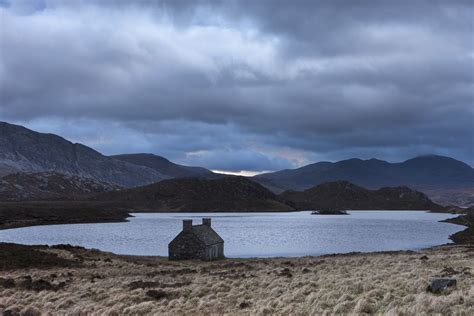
0;211;462;257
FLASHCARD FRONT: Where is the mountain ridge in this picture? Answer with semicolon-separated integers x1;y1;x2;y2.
0;122;216;188
0;122;164;186
111;153;218;179
255;155;474;194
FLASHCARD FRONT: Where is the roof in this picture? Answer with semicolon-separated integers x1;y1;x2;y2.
191;224;224;246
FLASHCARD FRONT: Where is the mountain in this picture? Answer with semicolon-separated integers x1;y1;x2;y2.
111;153;218;179
93;176;294;212
279;181;444;211
255;155;474;195
0;122;165;187
0;172;121;201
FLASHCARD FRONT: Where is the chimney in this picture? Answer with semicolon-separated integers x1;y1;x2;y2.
202;218;211;227
183;219;193;232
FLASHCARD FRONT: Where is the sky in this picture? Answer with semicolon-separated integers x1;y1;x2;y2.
0;0;473;173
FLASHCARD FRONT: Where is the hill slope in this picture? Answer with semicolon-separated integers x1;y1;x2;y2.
424;188;474;207
255;155;474;194
0;122;164;187
0;172;122;201
111;153;218;179
279;181;444;211
94;177;294;212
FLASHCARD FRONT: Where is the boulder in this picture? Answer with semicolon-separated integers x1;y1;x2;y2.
0;277;15;288
146;289;168;300
428;278;457;293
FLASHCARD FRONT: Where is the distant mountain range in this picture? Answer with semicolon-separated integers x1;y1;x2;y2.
0;121;473;206
254;155;474;195
0;122;216;187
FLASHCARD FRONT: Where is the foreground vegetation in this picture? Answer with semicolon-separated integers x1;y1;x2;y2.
1;243;473;315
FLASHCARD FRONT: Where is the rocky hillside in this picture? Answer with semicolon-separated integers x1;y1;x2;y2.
111;153;218;179
0;172;122;201
279;181;444;211
255;155;474;193
0;122;164;187
423;188;474;208
94;177;294;212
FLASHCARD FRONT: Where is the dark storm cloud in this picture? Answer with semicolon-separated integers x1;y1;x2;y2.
0;0;473;171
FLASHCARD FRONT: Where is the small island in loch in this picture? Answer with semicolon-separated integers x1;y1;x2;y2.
311;209;349;215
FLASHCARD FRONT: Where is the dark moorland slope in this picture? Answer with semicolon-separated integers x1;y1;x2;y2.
279;181;444;211
93;176;294;212
0;172;121;201
444;207;474;244
0;201;130;230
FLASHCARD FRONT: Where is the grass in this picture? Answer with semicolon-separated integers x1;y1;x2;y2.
0;244;473;315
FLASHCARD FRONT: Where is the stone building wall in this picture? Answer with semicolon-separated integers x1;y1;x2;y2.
169;233;205;260
205;243;224;260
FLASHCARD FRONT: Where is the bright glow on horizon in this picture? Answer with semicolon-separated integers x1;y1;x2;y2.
211;170;269;177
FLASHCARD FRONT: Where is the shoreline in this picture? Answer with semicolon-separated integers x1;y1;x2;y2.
0;218;131;231
0;241;465;269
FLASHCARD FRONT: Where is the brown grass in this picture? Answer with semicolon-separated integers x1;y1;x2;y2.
0;245;473;315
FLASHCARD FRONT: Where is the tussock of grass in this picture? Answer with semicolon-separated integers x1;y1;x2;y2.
0;245;473;315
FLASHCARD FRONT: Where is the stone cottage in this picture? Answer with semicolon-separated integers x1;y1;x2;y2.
168;218;224;261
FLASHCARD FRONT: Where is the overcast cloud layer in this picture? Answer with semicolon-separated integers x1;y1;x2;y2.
0;0;473;172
